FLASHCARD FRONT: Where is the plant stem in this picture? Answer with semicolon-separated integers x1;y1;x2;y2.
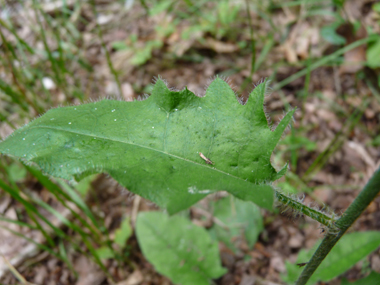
275;191;339;231
295;166;380;285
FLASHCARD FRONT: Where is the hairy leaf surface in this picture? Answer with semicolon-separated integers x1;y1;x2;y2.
0;78;294;213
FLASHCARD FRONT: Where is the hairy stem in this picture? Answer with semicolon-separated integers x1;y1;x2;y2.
295;166;380;285
275;191;339;232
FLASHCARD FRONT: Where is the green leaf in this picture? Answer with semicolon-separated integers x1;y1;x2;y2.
0;77;294;214
280;135;317;152
114;216;132;247
276;181;298;194
341;271;380;285
373;2;380;12
321;23;346;45
149;0;173;16
367;38;380;68
95;246;115;260
282;231;380;285
130;40;163;65
209;196;263;252
74;174;97;196
371;135;380;147
332;0;346;8
7;162;27;182
136;211;226;285
111;41;129;51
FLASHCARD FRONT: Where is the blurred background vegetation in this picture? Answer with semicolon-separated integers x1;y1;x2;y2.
0;0;379;284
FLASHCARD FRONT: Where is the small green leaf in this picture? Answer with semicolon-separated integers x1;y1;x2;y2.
74;174;97;196
111;41;129;51
8;162;27;182
332;0;346;8
149;0;173;16
95;246;115;260
282;231;380;284
0;77;294;214
373;2;380;12
130;40;163;65
321;24;346;45
280;135;317;152
114;216;132;247
367;38;380;68
371;135;380;147
209;196;263;252
341;271;380;285
136;211;226;285
276;181;298;194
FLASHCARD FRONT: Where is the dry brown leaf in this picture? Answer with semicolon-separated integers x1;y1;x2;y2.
337;23;367;74
203;38;239;53
269;256;286;273
117;270;144;285
282;22;320;63
167;29;204;57
75;255;106;285
288;233;304;249
121;82;135;101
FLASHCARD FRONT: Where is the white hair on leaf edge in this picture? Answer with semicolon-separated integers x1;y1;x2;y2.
203;75;243;103
136;94;149;101
270;108;296;137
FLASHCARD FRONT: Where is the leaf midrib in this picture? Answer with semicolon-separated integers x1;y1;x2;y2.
27;125;249;184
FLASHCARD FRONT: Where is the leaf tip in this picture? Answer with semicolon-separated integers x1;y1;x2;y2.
274;162;289;180
204;75;243;104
